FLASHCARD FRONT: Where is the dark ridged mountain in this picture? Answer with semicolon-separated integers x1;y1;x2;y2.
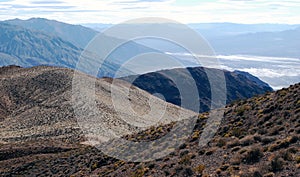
233;70;271;89
121;67;273;112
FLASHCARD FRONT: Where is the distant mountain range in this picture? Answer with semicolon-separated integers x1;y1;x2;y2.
84;22;300;58
85;22;300;35
209;27;300;58
0;22;80;68
0;17;297;91
0;18;274;107
189;23;300;37
122;67;273;112
0;19;155;77
4;18;98;49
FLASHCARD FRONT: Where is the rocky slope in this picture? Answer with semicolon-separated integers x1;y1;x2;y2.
0;65;195;144
0;66;298;176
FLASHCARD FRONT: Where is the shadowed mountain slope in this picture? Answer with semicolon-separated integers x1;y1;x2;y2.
121;67;273;113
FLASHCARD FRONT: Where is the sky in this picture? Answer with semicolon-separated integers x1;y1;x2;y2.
0;0;299;24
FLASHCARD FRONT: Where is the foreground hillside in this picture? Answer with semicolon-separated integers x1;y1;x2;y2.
0;65;194;144
0;66;298;176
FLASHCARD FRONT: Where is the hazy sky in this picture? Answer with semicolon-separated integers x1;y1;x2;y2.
0;0;299;24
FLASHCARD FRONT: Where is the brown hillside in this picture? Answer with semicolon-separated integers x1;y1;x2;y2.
0;66;299;177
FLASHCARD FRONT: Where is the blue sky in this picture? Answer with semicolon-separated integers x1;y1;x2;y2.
0;0;299;24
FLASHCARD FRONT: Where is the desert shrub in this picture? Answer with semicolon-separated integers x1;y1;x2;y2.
231;146;241;152
227;138;240;148
240;135;255;146
288;135;299;143
268;141;288;152
183;167;194;176
258;128;268;135
239;148;248;154
256;163;271;175
270;156;284;172
253;171;263;177
180;150;189;157
231;127;244;138
287;147;297;154
230;154;242;165
236;108;245;116
216;138;227;147
281;150;293;161
179;154;191;165
163;170;170;176
147;163;155;169
219;164;229;171
198;113;208;119
90;162;98;171
268;136;298;152
216;168;222;174
263;114;272;122
191;130;200;142
193;164;205;174
243;146;263;164
198;149;205;155
235;105;251;116
261;136;275;145
265;121;273;127
131;165;148;177
205;147;217;156
240;171;262;177
295;156;300;163
179;143;187;149
175;166;183;174
268;126;280;136
253;135;262;142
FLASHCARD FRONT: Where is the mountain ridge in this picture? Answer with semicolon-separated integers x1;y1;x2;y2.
121;66;273;112
4;17;98;48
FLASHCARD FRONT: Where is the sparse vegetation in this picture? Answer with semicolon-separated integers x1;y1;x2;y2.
0;66;299;176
